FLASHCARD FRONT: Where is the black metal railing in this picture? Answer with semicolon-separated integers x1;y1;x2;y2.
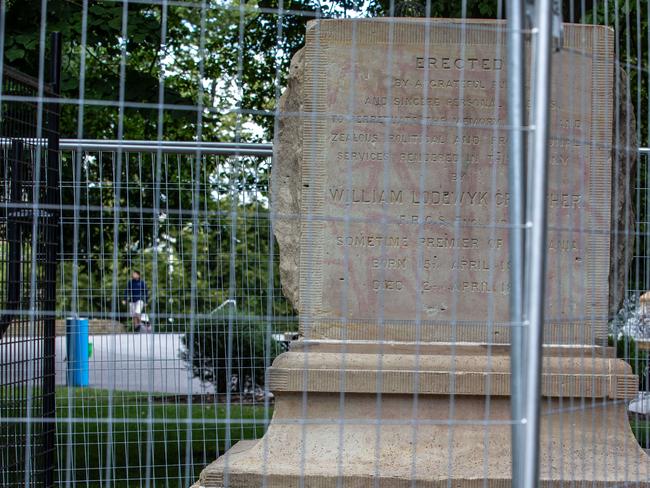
0;34;60;488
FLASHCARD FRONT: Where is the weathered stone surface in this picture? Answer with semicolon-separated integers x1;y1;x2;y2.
198;398;649;487
609;65;637;319
267;351;637;399
195;351;646;487
274;19;614;345
274;33;638;340
272;48;305;310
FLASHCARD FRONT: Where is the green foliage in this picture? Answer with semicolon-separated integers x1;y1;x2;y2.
5;2;194;139
368;0;500;17
584;1;649;147
56;169;293;329
179;311;285;392
4;1;646;141
3;1;330;329
2;0;366;140
631;420;650;449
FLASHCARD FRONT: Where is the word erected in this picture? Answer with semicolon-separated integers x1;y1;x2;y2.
415;56;503;71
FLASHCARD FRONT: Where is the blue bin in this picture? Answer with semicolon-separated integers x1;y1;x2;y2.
66;317;89;387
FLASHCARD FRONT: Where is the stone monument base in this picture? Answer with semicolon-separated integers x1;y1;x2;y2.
194;343;648;487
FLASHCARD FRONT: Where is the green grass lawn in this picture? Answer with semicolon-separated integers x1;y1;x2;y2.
19;387;650;486
55;387;271;487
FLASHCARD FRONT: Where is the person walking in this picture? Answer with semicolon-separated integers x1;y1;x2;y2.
123;270;149;332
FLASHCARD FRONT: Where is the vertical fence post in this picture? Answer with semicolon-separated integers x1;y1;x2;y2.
7;140;22;320
507;0;527;484
43;31;61;488
523;0;554;486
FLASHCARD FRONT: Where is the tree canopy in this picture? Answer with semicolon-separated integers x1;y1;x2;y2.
4;0;646;142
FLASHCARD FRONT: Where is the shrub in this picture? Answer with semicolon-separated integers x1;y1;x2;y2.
180;311;283;394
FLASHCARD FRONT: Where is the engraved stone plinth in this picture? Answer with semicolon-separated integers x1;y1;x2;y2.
196;19;648;487
280;20;613;345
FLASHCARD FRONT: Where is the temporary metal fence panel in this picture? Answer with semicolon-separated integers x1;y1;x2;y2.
632;149;650;297
55;142;291;487
0;46;60;488
1;1;650;488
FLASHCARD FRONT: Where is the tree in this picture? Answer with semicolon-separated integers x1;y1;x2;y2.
3;1;355;329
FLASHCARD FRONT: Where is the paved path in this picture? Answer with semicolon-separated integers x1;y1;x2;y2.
2;333;214;394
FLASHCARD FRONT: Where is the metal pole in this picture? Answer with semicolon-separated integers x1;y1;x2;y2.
42;31;61;488
523;0;553;486
58;139;274;157
506;0;526;484
2;139;275;157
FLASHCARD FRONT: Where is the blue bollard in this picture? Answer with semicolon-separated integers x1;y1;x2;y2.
66;317;89;387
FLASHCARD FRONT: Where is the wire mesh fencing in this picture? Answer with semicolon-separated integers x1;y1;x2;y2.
53;142;294;487
631;149;650;298
2;1;650;488
0;57;60;487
